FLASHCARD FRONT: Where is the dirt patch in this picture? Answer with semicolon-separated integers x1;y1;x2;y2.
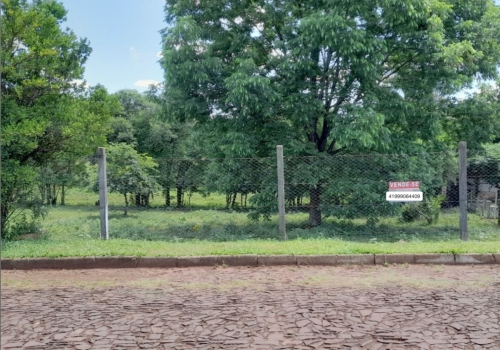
2;264;500;290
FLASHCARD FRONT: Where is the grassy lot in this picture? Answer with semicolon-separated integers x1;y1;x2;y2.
2;194;500;258
63;188;236;209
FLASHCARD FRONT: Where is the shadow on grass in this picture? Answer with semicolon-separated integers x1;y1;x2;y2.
42;206;500;244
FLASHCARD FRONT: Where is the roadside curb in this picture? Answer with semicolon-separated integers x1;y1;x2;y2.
1;253;498;270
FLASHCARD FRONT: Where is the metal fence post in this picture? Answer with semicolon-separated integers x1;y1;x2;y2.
277;145;287;241
98;147;109;240
459;141;468;241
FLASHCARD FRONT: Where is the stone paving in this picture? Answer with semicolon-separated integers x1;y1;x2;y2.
2;266;500;349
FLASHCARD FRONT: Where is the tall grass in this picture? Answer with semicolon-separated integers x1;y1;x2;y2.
2;187;499;258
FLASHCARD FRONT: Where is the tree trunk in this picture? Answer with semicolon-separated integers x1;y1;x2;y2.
1;203;9;237
61;184;66;205
46;184;52;205
51;185;57;205
143;193;150;207
165;187;171;207
40;185;46;204
231;192;237;209
176;186;183;207
135;193;141;207
225;194;231;209
124;193;129;216
309;184;322;226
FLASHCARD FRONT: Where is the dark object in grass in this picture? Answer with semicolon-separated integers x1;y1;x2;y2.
14;234;41;241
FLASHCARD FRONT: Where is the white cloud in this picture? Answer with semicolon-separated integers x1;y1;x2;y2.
129;46;139;59
134;79;160;88
70;79;90;88
156;51;163;58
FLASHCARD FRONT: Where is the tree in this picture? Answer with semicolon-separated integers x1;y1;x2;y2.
38;155;90;206
1;0;106;237
442;82;500;150
37;85;121;206
138;86;206;208
161;0;500;226
103;143;159;216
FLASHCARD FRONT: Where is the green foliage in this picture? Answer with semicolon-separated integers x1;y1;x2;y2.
401;196;445;224
401;205;421;223
0;0;118;235
469;144;500;189
442;83;500;149
161;0;500;225
102;143;160;215
4;209;47;241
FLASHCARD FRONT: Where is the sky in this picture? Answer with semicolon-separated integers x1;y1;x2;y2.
59;0;166;94
58;0;497;96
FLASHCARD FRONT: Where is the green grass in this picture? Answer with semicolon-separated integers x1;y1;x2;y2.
63;187;241;209
2;199;500;258
2;234;500;259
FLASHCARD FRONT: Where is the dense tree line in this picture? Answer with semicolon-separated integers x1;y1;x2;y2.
2;0;500;239
1;0;119;238
161;0;500;225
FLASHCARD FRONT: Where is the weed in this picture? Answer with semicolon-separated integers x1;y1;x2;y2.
2;191;500;258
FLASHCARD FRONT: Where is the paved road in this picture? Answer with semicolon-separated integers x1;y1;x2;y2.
2;265;500;349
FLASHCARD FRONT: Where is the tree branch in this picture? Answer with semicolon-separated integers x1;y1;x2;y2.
379;53;420;83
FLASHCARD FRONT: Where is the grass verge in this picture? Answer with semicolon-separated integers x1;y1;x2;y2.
2;203;499;259
2;237;500;259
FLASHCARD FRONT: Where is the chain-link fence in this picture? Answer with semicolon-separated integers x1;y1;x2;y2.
467;150;500;222
5;144;498;242
84;143;499;242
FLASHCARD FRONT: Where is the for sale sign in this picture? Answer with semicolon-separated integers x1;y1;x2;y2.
387;181;422;202
388;181;420;190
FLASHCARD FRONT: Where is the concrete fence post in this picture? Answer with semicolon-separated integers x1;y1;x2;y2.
277;145;287;241
458;141;468;241
98;147;109;240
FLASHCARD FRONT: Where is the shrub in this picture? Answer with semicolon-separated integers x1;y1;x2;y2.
401;204;421;222
401;195;445;224
4;213;44;241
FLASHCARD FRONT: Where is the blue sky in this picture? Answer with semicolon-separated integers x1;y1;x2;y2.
58;0;497;96
59;0;166;94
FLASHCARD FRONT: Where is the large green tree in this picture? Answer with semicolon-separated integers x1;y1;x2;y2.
442;82;500;150
36;85;122;206
161;0;500;225
1;0;109;237
102;143;159;216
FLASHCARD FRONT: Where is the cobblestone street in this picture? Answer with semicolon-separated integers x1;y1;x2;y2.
2;265;500;349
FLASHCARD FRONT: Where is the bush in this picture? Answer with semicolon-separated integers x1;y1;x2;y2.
3;213;44;241
401;195;445;224
401;204;421;222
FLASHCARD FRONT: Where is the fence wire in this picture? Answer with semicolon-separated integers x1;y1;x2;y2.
467;150;500;222
84;148;499;242
4;147;499;242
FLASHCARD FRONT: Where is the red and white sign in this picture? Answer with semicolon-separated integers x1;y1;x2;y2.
388;181;420;190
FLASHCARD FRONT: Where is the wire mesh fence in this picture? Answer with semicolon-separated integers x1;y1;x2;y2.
467;150;500;222
3;144;499;242
84;145;499;242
